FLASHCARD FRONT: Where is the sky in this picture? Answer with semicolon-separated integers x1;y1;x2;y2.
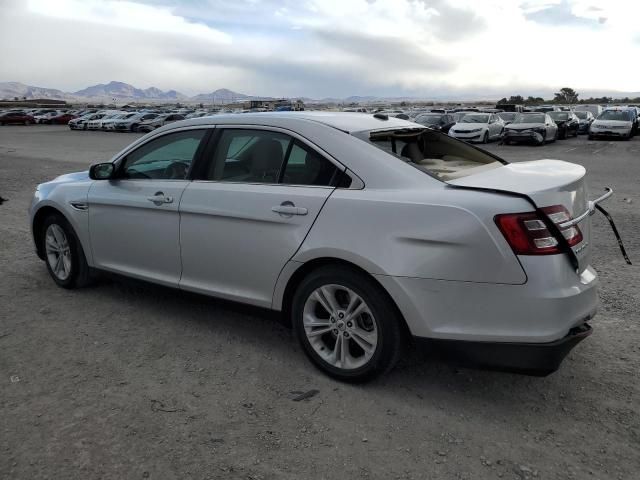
0;0;639;98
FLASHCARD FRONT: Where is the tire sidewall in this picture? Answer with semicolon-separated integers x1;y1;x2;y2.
41;214;88;288
292;266;402;382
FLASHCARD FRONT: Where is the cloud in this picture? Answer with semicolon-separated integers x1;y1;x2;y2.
522;0;603;27
0;0;639;98
414;0;487;41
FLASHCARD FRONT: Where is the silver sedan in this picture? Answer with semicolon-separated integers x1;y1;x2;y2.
30;112;607;381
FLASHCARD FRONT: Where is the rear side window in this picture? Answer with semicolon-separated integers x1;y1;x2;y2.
204;129;342;186
353;128;504;181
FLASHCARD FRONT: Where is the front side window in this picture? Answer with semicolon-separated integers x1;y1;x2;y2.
205;129;342;186
121;129;206;180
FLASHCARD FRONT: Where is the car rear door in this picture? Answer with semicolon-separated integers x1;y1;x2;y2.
179;126;344;307
87;128;208;286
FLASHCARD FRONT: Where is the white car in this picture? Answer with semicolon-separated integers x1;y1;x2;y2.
113;113;159;132
69;113;104;131
448;113;504;143
589;110;634;140
86;112;121;130
29;112;610;381
102;113;138;131
33;111;60;124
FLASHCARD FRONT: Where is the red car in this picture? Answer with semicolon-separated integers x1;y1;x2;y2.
0;112;36;125
50;113;77;125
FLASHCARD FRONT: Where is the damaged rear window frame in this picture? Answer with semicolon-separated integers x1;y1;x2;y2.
354;127;509;182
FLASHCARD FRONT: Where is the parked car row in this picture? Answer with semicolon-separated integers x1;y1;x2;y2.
407;107;639;145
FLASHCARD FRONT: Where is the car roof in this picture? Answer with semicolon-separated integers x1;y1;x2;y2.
157;111;418;134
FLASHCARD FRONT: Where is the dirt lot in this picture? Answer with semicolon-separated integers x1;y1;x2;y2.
1;125;639;480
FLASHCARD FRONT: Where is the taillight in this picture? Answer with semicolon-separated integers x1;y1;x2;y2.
495;205;583;255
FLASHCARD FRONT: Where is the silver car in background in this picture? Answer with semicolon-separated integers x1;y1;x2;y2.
29;112;607;381
503;112;558;145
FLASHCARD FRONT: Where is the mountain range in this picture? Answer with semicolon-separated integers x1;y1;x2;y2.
2;81;640;104
0;81;263;104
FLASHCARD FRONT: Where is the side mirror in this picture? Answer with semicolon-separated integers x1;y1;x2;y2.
89;162;115;180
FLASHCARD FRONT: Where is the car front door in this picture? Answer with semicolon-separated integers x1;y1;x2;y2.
88;128;208;286
179;127;344;307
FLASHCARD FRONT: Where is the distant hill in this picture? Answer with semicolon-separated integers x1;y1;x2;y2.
0;82;69;100
73;81;188;100
2;80;639;104
191;88;250;103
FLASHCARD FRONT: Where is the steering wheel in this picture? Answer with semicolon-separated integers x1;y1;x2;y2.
163;160;189;179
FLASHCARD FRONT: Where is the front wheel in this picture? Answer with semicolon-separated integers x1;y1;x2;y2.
41;214;92;289
292;266;404;382
482;131;489;144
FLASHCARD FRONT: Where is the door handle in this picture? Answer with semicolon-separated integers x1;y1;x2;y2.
272;202;308;216
147;192;173;205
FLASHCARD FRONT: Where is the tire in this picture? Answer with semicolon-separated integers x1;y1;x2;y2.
131;123;139;132
292;265;404;382
24;120;31;125
482;131;489;144
588;134;594;140
40;214;92;289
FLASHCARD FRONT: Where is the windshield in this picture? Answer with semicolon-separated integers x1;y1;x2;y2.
549;112;569;121
575;111;589;119
498;112;517;121
414;114;442;125
353;128;504;181
598;110;631;121
460;114;489;123
513;114;545;124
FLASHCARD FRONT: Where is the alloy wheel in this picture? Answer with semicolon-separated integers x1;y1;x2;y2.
45;224;72;281
302;284;378;370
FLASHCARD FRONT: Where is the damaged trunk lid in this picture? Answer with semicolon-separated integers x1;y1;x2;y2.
448;159;594;273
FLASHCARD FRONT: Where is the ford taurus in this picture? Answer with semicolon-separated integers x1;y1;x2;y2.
29;112;611;382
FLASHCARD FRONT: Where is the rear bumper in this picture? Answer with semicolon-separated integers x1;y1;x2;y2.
374;263;599;343
414;322;592;375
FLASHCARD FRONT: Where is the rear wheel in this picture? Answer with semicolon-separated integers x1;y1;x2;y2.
41;214;91;289
292;266;404;382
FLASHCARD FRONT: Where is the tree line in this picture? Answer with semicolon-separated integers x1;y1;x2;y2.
497;87;640;106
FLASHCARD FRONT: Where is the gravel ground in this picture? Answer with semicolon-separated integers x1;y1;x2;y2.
1;125;639;480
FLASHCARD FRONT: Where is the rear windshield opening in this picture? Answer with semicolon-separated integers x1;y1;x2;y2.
355;128;505;181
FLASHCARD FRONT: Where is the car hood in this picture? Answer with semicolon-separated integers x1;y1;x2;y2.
51;170;90;183
505;123;544;130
